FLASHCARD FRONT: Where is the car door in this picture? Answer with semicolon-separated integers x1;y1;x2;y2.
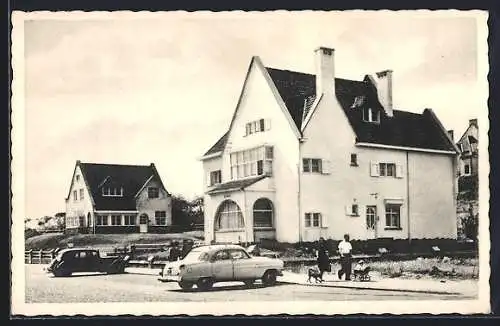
72;251;86;272
229;249;258;279
210;249;234;281
86;250;100;272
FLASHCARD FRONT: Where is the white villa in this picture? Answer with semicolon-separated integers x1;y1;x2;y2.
200;47;459;244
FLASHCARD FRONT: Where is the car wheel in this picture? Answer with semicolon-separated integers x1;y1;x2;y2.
244;279;255;287
262;270;278;286
178;281;194;290
196;278;214;291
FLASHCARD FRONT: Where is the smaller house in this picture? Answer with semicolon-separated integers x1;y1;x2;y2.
65;161;172;234
456;119;479;180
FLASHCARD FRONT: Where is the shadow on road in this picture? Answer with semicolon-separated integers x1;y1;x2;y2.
169;282;288;293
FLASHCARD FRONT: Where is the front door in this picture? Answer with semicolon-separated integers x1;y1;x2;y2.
139;214;148;233
366;206;378;239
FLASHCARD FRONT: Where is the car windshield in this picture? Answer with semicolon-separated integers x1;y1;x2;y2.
182;248;209;262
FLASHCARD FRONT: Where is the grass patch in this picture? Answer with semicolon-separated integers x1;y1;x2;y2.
25;232;201;250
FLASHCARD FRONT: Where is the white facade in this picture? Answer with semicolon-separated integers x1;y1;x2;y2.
202;48;458;244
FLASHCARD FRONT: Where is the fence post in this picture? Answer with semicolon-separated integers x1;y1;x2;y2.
38;250;43;264
28;249;33;264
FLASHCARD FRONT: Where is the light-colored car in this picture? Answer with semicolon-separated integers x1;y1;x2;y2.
158;244;284;291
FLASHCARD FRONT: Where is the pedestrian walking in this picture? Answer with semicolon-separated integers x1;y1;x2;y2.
168;241;181;262
337;234;353;281
316;237;331;282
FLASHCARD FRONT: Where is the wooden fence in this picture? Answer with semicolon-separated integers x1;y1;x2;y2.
25;249;59;264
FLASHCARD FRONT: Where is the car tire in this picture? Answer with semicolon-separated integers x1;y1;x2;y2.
262;270;278;286
196;278;214;291
244;279;255;287
178;281;194;290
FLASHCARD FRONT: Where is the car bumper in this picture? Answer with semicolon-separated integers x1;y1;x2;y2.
158;275;181;283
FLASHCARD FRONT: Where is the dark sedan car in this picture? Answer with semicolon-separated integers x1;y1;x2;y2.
46;248;130;277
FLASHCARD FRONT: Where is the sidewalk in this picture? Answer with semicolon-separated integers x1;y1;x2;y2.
279;271;478;296
124;267;477;297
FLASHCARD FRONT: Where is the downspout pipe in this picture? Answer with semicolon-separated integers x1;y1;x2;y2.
406;151;411;250
298;139;303;243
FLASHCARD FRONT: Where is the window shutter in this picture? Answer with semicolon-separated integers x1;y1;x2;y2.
370;161;380;177
206;172;212;187
321;214;329;228
265;119;271;131
396;164;403;178
322;159;331;174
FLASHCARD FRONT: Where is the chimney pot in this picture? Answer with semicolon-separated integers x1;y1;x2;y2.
469;118;478;127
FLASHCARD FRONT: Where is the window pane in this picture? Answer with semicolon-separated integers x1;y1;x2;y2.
387;164;395;176
257;160;263;175
265;146;274;159
312;159;320;172
305;213;311;227
251;162;257;175
379;163;386;176
303;159;310;172
260;119;265;131
313;213;320;227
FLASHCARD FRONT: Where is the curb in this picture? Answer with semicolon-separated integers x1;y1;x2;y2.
278;279;462;295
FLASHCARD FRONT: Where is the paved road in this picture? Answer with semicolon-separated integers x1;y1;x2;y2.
25;265;470;303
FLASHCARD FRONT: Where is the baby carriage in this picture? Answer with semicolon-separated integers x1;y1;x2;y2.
352;260;371;281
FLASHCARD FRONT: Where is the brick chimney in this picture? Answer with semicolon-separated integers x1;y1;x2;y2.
374;70;394;118
315;47;335;99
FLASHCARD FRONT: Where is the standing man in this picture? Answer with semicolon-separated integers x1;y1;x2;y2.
337;234;353;281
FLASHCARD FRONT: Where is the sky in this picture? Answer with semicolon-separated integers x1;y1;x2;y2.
21;11;486;219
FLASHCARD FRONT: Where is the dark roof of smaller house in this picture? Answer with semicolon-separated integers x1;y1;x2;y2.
206;175;268;194
73;162;167;211
204;132;229;156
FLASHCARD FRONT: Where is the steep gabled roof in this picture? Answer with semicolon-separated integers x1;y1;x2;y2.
265;67;456;152
70;162;168;211
202;63;456;157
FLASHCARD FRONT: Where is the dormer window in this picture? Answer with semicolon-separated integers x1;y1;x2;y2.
363;107;380;123
102;187;124;197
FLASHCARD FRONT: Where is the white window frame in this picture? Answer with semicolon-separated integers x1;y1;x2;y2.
303;158;322;173
96;215;108;226
305;212;323;228
73;190;77;201
209;170;222;186
245;119;271;136
385;204;401;229
123;214;136;226
362;107;380;123
230;145;273;180
79;189;84;200
155;211;167;225
111;214;122;226
464;164;471;176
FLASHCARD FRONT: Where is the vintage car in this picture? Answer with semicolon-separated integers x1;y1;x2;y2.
158;244;284;291
45;248;130;277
